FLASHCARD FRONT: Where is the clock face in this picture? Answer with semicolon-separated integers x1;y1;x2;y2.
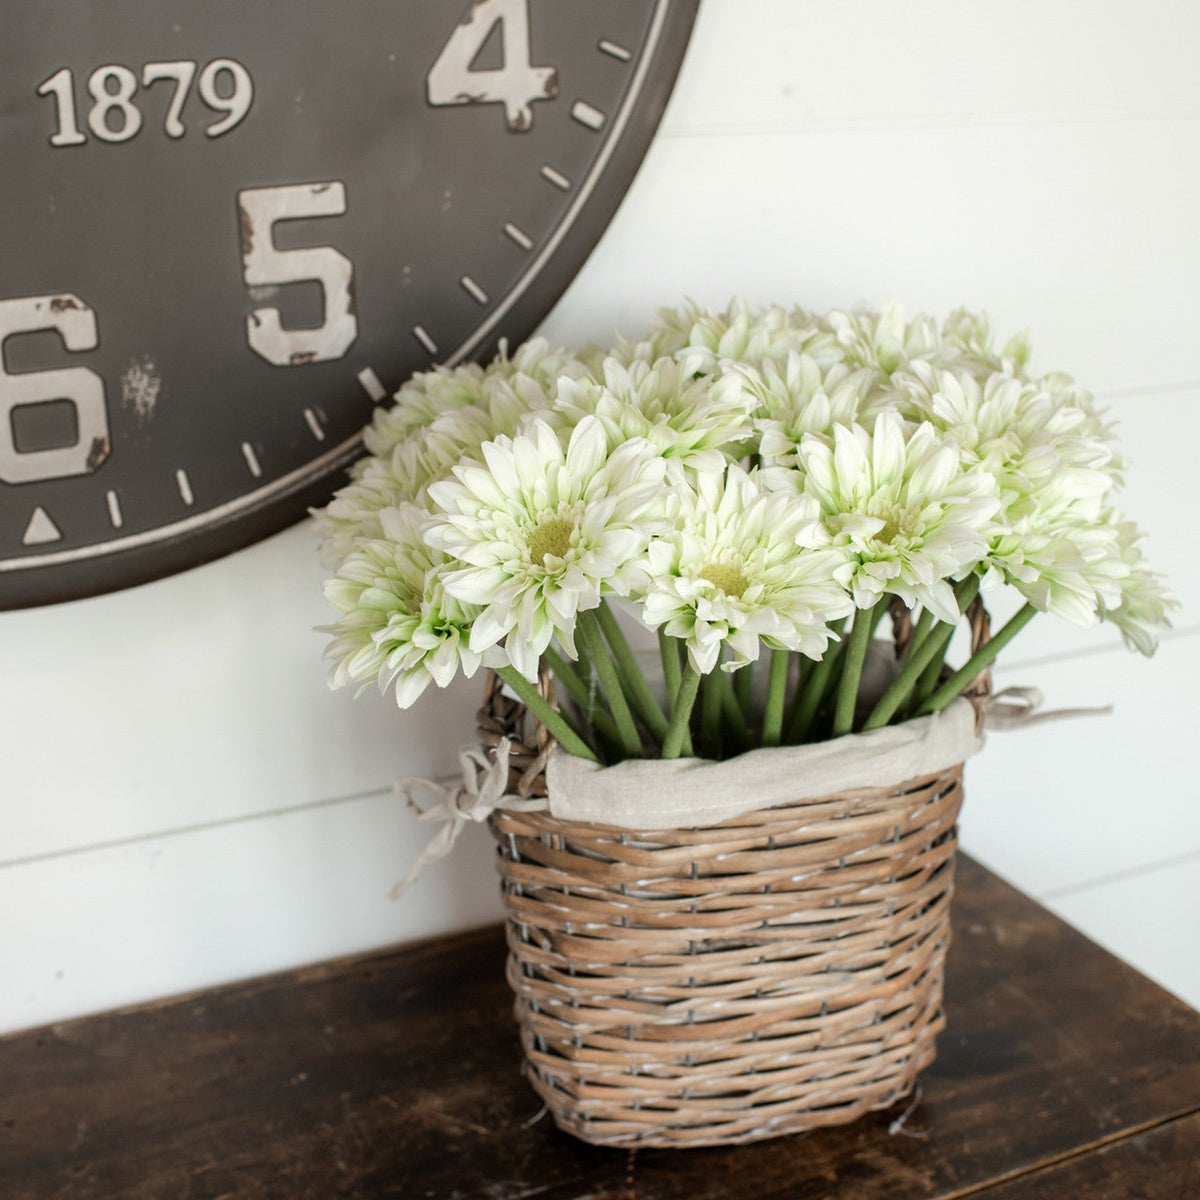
0;0;697;610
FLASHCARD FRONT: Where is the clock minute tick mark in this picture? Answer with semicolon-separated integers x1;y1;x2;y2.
411;326;439;356
540;165;571;191
176;469;194;506
356;367;387;402
504;223;533;251
303;408;326;442
460;276;489;305
241;442;263;478
106;490;123;529
570;101;606;131
598;40;632;62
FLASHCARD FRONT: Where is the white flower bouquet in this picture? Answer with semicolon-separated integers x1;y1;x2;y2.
315;298;1179;1148
316;298;1176;766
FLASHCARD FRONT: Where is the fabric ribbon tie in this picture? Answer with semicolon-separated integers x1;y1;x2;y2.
983;685;1113;730
390;739;547;897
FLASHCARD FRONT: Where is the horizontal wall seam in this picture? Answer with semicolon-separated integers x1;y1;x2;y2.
1041;846;1200;901
0;783;427;874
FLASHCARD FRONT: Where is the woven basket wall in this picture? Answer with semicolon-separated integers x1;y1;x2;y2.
480;671;971;1149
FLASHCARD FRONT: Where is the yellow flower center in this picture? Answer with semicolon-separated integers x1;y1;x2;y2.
528;518;575;566
699;563;750;599
874;507;918;544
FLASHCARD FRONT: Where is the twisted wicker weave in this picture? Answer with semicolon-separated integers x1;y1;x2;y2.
484;605;989;1148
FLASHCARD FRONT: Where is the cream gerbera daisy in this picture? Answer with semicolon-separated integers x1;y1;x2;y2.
741;352;879;470
823;302;942;377
894;365;1127;624
939;307;1031;378
425;416;667;679
1098;515;1179;655
638;464;852;674
549;355;755;473
314;406;495;569
361;337;585;461
795;412;1000;622
321;504;500;708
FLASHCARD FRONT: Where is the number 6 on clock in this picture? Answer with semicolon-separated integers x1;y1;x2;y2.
237;182;358;367
0;294;109;485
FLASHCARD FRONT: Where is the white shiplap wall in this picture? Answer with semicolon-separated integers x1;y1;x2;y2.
3;0;1198;1035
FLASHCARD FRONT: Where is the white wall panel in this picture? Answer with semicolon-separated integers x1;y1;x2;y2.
0;789;502;1036
542;119;1200;391
0;522;479;865
961;634;1200;894
1045;855;1200;1010
663;1;1200;134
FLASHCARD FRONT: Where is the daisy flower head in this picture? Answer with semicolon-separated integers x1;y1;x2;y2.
894;365;1126;627
584;297;711;369
639;464;853;675
360;337;584;462
796;412;1000;623
895;365;1115;523
493;335;591;391
424;416;668;680
321;503;499;709
1097;515;1179;655
825;302;942;377
314;405;496;570
600;297;832;374
742;352;882;470
549;354;756;473
990;519;1124;627
666;297;814;371
939;307;1031;379
361;362;489;460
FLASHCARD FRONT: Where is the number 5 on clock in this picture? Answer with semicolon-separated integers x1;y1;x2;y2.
237;182;358;367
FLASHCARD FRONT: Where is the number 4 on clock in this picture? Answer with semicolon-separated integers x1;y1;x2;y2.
427;0;558;132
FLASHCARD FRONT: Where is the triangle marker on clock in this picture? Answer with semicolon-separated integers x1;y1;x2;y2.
22;506;63;546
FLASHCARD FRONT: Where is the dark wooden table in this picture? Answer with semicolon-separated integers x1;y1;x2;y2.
2;855;1198;1199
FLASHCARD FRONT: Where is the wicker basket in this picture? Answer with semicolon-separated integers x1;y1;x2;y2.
480;608;989;1149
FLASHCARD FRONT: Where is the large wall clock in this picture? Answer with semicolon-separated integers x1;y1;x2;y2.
0;0;698;610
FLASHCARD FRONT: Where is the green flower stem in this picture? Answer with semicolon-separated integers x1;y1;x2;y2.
596;600;669;742
717;669;751;752
658;628;682;707
880;621;956;728
910;633;952;714
903;606;938;664
494;666;599;763
700;669;723;759
734;656;756;722
662;664;701;759
541;643;590;707
915;601;1038;717
542;644;619;746
760;649;790;748
578;609;643;759
784;617;847;744
862;576;981;732
831;600;885;737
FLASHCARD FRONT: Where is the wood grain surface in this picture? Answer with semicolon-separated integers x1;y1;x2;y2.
1;855;1197;1199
